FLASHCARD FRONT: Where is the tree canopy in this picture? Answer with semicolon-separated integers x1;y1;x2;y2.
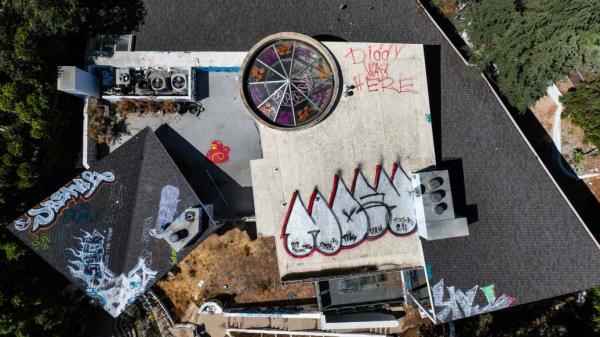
464;0;600;111
561;76;600;148
0;0;146;335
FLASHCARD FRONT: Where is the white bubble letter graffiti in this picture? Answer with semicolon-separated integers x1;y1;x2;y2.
310;190;342;254
283;192;318;257
330;175;368;246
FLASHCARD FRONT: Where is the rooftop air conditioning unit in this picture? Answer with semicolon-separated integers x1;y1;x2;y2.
148;71;167;91
115;68;131;86
170;72;187;92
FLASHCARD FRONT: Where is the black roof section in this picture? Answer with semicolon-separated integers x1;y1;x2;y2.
8;127;212;317
134;0;600;322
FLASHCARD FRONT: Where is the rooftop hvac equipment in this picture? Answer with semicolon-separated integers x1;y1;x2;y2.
136;79;154;96
115;68;131;86
413;170;469;241
419;172;454;222
170;72;187;92
57;66;100;98
148;71;167;91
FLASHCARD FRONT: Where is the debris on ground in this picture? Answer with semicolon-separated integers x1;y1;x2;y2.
157;228;315;319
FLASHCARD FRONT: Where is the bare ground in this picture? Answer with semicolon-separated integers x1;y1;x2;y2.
584;177;600;202
157;228;315;319
530;95;557;135
561;118;600;176
555;77;574;95
391;306;433;337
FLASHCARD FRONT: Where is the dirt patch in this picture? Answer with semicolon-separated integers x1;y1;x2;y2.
389;306;433;337
584;176;600;201
156;228;315;319
530;95;557;135
555;77;574;94
561;118;600;175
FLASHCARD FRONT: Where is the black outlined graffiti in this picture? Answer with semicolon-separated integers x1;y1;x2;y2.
282;164;418;258
432;279;517;322
13;170;115;233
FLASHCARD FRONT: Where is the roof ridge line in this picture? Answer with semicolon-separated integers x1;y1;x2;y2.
121;128;153;268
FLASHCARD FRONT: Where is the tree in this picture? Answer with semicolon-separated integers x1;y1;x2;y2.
0;0;148;335
464;0;600;111
589;288;600;333
561;76;600;148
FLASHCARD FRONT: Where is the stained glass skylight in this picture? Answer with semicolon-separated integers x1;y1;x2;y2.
241;35;338;129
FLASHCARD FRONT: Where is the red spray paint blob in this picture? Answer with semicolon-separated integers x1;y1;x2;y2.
206;140;230;164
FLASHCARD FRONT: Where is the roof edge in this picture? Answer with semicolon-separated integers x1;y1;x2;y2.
416;0;600;250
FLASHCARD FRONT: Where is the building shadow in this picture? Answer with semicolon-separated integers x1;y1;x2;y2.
194;69;210;101
513;107;600;239
313;34;349;42
436;159;479;224
418;159;479;225
424;44;442;164
155;124;255;220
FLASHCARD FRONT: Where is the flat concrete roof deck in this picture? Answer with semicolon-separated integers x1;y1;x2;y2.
251;42;434;280
91;52;262;218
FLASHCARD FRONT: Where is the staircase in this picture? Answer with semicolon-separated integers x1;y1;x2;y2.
368;327;390;335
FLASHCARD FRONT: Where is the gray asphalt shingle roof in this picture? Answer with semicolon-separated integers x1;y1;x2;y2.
7;128;209;317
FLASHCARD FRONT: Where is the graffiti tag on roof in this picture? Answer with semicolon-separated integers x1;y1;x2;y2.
13;170;115;233
282;164;418;258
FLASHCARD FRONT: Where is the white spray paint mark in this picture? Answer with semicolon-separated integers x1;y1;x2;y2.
155;185;180;234
432;279;517;322
311;191;342;254
330;176;368;246
353;171;387;238
382;167;417;235
67;229;157;317
283;193;318;257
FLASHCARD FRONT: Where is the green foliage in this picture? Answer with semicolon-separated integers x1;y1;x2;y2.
13;28;38;64
0;241;26;261
589;288;600;332
464;0;600;111
572;149;585;164
12;0;83;36
561;77;600;148
0;0;148;334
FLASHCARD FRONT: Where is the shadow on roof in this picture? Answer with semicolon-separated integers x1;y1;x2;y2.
513;106;600;241
155;124;255;219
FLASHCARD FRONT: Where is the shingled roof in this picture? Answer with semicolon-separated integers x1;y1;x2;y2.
8;127;212;317
134;0;600;322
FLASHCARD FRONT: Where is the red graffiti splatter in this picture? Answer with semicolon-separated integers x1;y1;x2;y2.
207;140;230;164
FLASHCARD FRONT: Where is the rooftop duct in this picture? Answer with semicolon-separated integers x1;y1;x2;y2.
412;170;469;241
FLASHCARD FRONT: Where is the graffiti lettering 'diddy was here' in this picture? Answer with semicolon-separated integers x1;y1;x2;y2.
282;164;418;258
432;279;517;322
13;170;115;233
345;44;418;95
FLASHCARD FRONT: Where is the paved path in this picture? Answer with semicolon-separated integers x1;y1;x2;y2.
546;84;600;180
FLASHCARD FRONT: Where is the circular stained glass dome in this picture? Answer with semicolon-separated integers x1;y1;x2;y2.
240;33;339;130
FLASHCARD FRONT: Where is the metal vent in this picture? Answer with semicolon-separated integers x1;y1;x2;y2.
412;170;469;241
